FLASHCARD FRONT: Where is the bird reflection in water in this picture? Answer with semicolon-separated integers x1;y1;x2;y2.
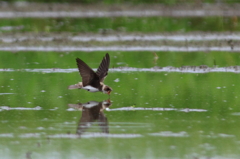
68;99;112;136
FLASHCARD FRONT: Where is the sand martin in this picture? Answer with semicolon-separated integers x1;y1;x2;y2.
68;53;112;94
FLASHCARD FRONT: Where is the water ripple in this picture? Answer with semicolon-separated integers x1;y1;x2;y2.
0;10;240;18
0;46;237;52
47;133;142;139
1;66;240;73
2;33;240;42
107;107;207;112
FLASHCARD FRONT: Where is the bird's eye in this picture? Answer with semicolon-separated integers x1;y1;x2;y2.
105;88;110;91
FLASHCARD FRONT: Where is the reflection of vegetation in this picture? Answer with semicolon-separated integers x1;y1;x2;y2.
0;1;240;158
1;66;240;157
1;65;240;112
0;51;240;69
1;17;240;33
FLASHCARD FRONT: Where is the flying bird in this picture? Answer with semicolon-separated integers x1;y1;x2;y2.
68;53;112;94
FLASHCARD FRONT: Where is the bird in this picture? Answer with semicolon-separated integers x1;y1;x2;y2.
68;53;112;94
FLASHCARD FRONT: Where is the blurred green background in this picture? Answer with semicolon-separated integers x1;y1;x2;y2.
0;1;240;159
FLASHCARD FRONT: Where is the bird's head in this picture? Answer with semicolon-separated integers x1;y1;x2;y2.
102;85;112;95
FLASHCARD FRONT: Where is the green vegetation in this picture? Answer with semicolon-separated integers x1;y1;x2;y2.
0;1;240;158
1;17;240;33
0;51;239;69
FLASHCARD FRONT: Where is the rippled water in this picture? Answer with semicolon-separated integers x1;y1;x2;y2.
0;33;238;52
0;46;237;52
1;68;240;158
1;66;240;73
1;9;240;18
1;33;240;42
1;3;240;159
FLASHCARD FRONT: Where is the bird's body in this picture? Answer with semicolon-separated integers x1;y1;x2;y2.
71;82;102;92
68;53;112;94
82;84;99;92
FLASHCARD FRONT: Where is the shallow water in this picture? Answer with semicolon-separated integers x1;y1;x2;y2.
1;3;240;158
2;33;240;42
1;63;240;158
2;66;240;73
0;32;238;52
0;46;238;52
1;6;240;18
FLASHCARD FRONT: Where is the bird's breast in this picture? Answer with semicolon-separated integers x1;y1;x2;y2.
82;86;99;92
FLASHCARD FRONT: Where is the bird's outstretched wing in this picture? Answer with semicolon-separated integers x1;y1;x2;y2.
96;53;110;82
76;58;99;87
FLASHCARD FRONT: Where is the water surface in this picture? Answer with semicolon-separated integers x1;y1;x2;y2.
1;63;240;158
1;2;240;158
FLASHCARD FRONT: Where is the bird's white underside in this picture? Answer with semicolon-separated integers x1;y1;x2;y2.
82;85;99;92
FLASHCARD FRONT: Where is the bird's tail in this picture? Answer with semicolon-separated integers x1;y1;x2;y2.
68;83;82;89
